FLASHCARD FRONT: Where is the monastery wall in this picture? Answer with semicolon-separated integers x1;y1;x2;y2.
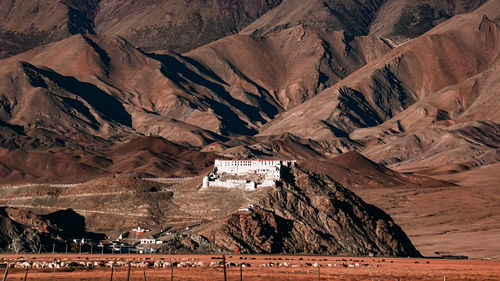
214;159;283;179
202;177;256;190
202;159;296;191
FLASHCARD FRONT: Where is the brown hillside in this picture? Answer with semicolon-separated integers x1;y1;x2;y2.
301;151;451;189
259;12;500;170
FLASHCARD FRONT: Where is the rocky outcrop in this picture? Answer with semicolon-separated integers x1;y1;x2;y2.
0;207;47;253
198;167;421;256
0;207;105;253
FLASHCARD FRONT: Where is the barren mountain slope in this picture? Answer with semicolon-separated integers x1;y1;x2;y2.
300;151;452;190
0;33;248;148
0;0;282;59
369;0;488;45
0;27;385;182
259;13;500;170
94;0;283;53
0;167;420;256
186;25;390;111
240;0;385;37
0;0;98;58
476;0;500;22
0;20;392;150
2;0;484;59
0;136;216;185
0;1;494;166
241;0;486;43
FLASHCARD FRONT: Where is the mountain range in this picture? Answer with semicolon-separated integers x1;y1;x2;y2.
0;0;499;258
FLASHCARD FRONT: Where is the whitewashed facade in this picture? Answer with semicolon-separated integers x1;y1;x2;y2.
202;159;296;190
214;159;295;179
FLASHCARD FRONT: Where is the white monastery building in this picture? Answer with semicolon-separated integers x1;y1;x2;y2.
202;159;296;190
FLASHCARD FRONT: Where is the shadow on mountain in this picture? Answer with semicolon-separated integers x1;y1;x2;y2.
43;209;105;241
21;62;131;127
148;53;282;135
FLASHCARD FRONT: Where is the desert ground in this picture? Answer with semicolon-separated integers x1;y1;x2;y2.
355;163;500;260
1;254;499;281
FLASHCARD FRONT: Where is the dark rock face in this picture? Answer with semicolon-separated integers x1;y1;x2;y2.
0;207;104;253
200;167;421;257
0;207;46;253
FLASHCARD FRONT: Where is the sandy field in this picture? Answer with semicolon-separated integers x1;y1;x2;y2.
1;254;499;281
355;164;500;260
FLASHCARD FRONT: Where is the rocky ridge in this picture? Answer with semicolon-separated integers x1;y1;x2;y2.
0;167;419;256
197;166;420;256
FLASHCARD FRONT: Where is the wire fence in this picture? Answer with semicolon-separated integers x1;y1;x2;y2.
0;255;462;281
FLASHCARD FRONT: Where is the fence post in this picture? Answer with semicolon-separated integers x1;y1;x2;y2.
23;267;29;281
317;264;320;281
170;264;174;281
2;264;9;281
240;263;243;281
223;255;227;281
110;263;114;281
143;270;147;281
51;262;56;280
127;262;131;281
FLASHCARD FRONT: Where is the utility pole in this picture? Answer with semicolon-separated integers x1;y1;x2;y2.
240;263;243;281
52;243;55;255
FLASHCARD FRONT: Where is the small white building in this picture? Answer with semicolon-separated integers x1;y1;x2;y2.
140;238;156;244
